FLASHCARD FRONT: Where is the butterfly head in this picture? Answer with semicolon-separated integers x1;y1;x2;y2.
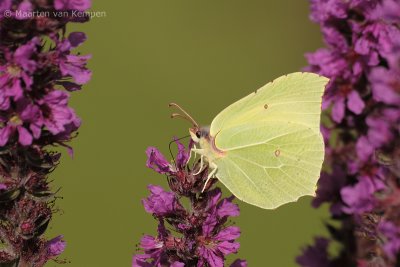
189;126;210;143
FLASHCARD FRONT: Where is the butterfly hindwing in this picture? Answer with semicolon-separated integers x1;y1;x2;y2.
213;121;324;209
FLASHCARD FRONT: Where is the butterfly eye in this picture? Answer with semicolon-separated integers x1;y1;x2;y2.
196;131;201;138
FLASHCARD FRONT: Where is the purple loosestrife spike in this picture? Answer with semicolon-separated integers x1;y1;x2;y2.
134;140;246;266
298;0;400;266
0;0;91;265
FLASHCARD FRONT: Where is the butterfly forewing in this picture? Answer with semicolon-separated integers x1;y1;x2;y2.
210;72;329;137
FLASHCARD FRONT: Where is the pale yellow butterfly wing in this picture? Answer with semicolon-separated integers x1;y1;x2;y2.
213;121;324;209
210;72;328;209
210;72;328;136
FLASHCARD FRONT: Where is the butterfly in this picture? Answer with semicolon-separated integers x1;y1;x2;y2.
170;72;329;209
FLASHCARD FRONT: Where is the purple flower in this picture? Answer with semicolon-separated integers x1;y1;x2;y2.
146;139;192;175
369;67;400;105
68;32;87;48
357;17;400;62
59;54;92;85
366;115;394;148
217;196;240;218
132;254;153;267
297;237;332;267
230;259;247;267
47;235;66;257
142;185;183;216
197;226;240;267
374;0;400;23
0;90;82;146
321;26;349;52
140;235;163;252
52;33;92;85
54;0;91;11
14;1;33;20
312;166;347;215
356;109;398;162
353;22;400;65
0;0;11;20
355;136;375;162
133;221;171;266
38;90;80;135
309;0;347;23
378;220;400;259
330;90;365;123
341;177;384;214
55;32;88;53
206;189;240;219
305;49;350;81
305;46;367;123
0;38;40;107
146;147;172;174
175;138;192;170
0;100;42;146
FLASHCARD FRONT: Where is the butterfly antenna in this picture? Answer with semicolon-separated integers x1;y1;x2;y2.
169;103;199;127
168;140;176;168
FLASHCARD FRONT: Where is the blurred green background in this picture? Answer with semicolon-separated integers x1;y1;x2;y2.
47;1;329;266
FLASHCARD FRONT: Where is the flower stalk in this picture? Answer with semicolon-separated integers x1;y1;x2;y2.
0;0;91;266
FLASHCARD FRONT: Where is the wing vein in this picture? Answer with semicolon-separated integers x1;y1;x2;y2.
224;129;306;151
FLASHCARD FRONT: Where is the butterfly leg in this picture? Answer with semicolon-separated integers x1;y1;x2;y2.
189;144;197;162
191;148;205;175
193;155;204;175
201;162;218;193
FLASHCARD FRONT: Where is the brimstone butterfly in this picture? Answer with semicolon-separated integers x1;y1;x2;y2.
170;72;329;209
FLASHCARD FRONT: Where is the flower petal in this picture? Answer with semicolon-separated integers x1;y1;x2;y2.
145;147;171;174
347;91;365;115
331;96;345;123
17;126;33;146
